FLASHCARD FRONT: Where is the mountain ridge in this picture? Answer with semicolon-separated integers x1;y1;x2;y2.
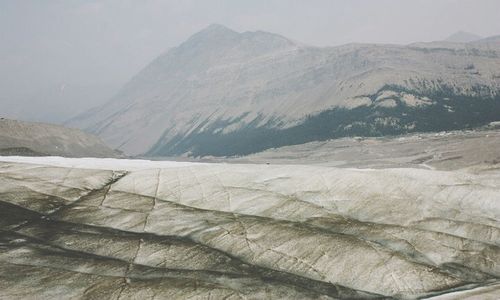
69;25;500;156
0;118;119;158
443;30;482;43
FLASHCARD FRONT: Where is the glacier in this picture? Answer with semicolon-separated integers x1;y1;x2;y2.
0;156;499;299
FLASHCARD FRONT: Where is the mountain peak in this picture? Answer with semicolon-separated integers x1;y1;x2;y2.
180;24;239;48
179;24;297;55
204;23;234;32
194;23;238;37
444;31;482;43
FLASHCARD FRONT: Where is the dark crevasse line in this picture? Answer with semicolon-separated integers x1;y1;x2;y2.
0;170;129;232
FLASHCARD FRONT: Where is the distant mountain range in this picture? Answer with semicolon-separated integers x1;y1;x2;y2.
69;25;500;157
443;31;482;43
0;118;119;157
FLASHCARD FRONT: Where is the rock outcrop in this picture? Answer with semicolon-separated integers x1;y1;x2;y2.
0;118;119;158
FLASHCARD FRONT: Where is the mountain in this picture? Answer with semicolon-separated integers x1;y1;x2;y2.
69;24;500;157
0;118;120;157
443;31;482;43
471;35;500;49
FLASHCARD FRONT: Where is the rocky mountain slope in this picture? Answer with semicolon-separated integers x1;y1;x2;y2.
69;24;500;157
0;118;119;157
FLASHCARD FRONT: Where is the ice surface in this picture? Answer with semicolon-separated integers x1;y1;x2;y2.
0;156;499;299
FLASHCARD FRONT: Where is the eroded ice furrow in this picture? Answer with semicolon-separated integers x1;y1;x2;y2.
48;191;466;297
410;218;500;246
0;162;120;214
51;188;500;283
0;206;381;299
109;165;500;230
0;262;343;300
140;199;464;297
0;174;383;299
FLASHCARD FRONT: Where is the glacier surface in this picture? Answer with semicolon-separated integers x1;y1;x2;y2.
0;156;499;299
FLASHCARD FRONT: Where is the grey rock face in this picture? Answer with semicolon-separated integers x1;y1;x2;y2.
0;118;119;158
68;25;500;156
1;157;499;299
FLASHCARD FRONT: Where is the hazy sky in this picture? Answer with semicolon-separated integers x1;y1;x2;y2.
1;0;500;122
